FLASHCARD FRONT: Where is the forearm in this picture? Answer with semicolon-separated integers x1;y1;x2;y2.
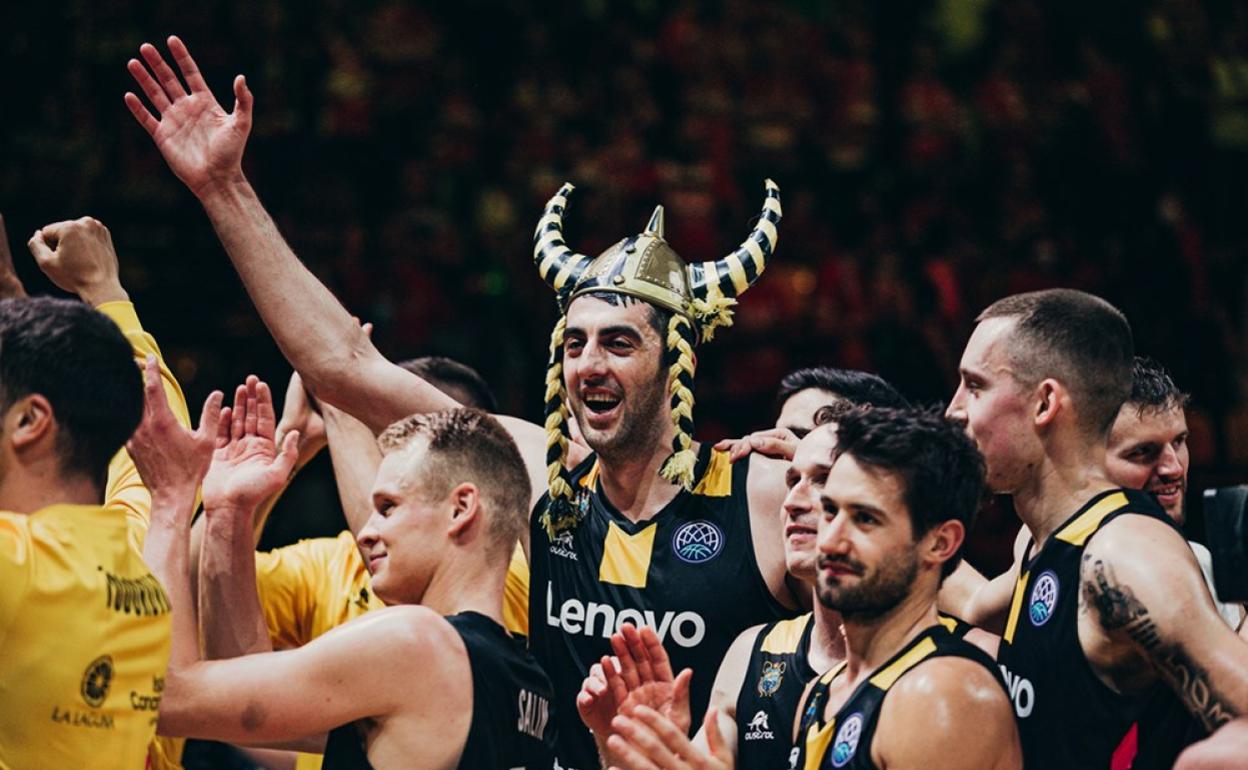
323;407;382;535
144;490;201;668
199;507;271;658
198;180;365;386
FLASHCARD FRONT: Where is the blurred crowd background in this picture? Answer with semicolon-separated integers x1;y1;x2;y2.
4;0;1248;570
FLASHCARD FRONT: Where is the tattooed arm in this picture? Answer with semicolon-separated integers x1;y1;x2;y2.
1079;515;1248;732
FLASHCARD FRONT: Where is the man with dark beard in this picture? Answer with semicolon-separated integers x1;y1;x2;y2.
601;407;1020;770
125;37;799;769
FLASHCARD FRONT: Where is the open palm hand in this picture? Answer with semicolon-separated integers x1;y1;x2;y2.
202;375;299;513
125;36;253;198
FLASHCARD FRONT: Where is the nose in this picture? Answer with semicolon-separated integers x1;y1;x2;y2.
816;509;851;557
1156;444;1184;479
946;384;966;423
782;479;813;519
357;517;380;551
574;339;610;379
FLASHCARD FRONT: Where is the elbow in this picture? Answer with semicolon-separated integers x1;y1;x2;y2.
300;332;374;405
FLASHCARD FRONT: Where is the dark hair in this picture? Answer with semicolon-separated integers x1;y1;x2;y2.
775;367;910;427
834;405;986;577
0;298;143;489
378;408;530;559
581;290;674;340
977;289;1133;436
398;356;498;412
1126;356;1190;417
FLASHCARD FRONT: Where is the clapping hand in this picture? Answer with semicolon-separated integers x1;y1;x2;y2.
201;375;299;516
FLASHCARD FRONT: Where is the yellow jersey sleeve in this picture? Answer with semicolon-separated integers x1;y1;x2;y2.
96;301;192;552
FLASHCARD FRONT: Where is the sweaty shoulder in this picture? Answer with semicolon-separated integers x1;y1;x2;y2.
876;657;1018;769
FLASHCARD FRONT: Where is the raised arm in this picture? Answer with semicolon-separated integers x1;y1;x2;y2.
124;37;550;511
27;217;192;542
1081;515;1248;732
124;37;453;431
127;358;222;669
321;400;383;535
198;376;299;659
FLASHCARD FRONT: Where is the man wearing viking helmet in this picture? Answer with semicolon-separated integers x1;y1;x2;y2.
125;38;805;769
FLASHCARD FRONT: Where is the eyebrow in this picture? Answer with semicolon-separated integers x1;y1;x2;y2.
565;324;644;340
781;423;812;438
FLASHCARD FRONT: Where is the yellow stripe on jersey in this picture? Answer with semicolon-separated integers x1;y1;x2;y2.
760;613;812;654
1055;492;1129;546
869;636;938;690
504;542;530;635
296;751;325;770
692;449;733;497
599;521;657;588
937;614;958;633
804;719;837;770
1003;570;1030;645
580;461;601;489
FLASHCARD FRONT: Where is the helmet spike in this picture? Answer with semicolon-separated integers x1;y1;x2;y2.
644;205;666;238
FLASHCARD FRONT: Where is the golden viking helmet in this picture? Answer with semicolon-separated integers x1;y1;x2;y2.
533;181;782;538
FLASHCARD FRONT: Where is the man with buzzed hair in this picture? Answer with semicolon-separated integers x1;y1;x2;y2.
947;288;1248;769
131;363;556;769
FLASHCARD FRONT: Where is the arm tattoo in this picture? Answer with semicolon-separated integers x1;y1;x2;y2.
1081;554;1236;731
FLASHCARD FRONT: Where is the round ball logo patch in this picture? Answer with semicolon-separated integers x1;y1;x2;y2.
1029;570;1059;626
81;655;114;708
831;712;864;767
672;520;724;564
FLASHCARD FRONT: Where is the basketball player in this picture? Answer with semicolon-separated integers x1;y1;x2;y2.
946;289;1248;769
1;216;190;769
129;366;556;769
604;407;1021;770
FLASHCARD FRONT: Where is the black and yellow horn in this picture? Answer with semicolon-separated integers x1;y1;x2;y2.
688;179;781;301
534;183;595;299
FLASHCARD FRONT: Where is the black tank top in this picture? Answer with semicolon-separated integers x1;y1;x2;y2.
736;613;817;770
321;612;556;770
996;489;1183;770
790;624;1003;770
528;444;796;769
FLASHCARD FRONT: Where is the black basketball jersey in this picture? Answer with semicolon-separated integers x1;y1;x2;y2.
996;489;1184;770
321;612;555;770
529;444;797;769
737;613;817;770
789;623;1003;770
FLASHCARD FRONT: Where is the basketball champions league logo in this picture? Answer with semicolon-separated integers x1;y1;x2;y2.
672;520;724;564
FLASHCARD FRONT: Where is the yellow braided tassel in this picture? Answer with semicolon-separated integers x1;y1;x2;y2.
690;293;737;342
659;314;698;489
540;316;578;538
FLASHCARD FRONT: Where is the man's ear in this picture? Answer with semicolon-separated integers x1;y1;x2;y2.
6;394;55;452
447;482;481;539
923;519;966;572
1033;379;1066;429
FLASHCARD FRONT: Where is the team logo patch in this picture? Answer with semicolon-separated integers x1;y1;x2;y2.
81;655;113;708
757;660;787;697
672;520;724;564
831;712;864;767
1029;570;1059;626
